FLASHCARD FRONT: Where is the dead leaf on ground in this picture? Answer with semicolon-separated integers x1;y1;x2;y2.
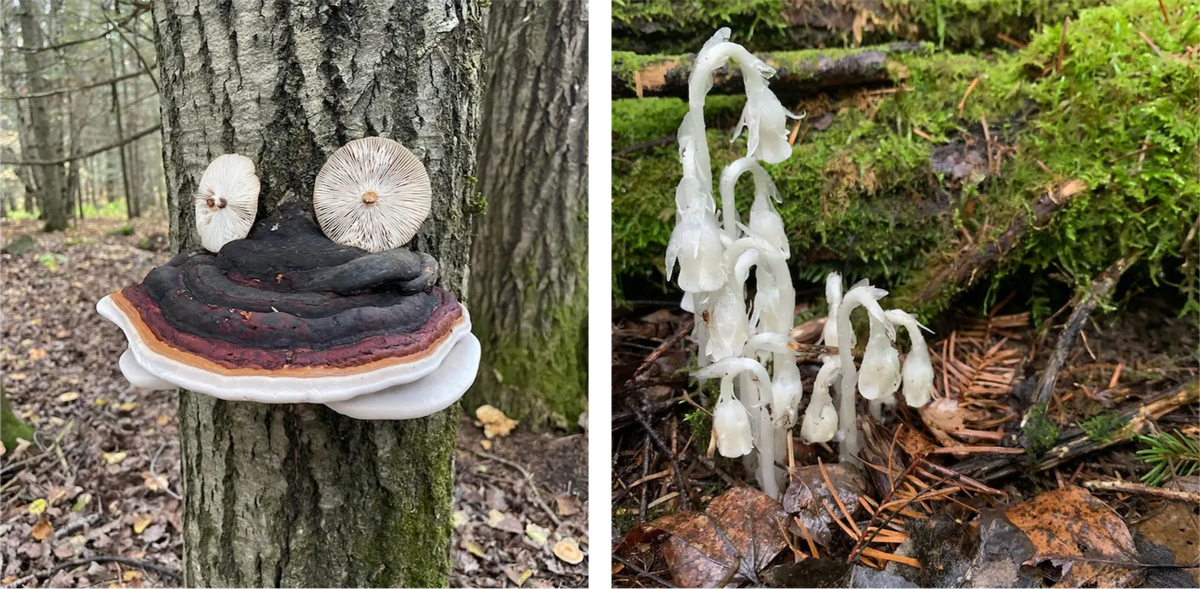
476;405;518;438
1005;485;1141;587
556;494;582;517
31;519;53;541
782;463;867;546
486;508;524;534
1136;502;1200;585
617;486;788;587
918;397;987;445
131;513;155;534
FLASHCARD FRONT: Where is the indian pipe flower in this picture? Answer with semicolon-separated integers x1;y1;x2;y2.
834;283;890;459
713;379;754;458
313;137;433;253
97;200;478;420
194;154;260;253
884;309;936;408
857;312;901;401
801;356;841;444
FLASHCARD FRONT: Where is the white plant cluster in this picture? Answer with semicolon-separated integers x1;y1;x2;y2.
664;29;937;499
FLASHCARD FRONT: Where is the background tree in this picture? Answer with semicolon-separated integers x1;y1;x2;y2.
151;0;483;586
16;0;68;231
466;0;588;430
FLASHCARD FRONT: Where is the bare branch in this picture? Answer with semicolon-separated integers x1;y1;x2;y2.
1;123;161;166
1;68;152;100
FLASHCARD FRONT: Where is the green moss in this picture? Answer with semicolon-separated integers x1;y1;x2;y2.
1;385;33;453
613;0;1199;316
1080;411;1125;443
1022;403;1059;456
683;406;712;452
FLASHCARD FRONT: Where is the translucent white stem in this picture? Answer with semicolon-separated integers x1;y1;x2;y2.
834;286;888;461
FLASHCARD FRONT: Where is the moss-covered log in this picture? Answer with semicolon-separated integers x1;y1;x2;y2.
153;0;483;586
613;0;1106;55
612;44;922;99
613;0;1198;319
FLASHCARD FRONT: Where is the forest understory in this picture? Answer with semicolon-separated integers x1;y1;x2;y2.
0;218;589;589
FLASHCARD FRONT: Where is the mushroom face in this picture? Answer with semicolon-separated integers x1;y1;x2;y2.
98;202;477;419
194;154;260;252
313;137;433;253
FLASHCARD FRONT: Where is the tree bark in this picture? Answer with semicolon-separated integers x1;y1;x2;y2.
151;0;483;586
18;0;68;231
465;0;587;430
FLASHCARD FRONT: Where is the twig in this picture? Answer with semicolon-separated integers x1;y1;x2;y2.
1029;256;1136;409
471;450;562;527
1056;18;1070;73
612;554;679;588
957;75;980;117
625;398;696;510
1083;480;1200;503
8;555;183;586
150;440;182;500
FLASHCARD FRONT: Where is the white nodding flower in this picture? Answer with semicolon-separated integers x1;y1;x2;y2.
706;284;750;360
713;378;754;458
821;272;842;347
834;283;890;460
885;309;936;408
770;355;803;429
194;154;260;253
734;71;799;164
858;313;901;401
666;206;725;292
313;137;432;253
801;356;841;443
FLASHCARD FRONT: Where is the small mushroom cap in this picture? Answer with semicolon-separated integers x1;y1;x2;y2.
194;154;260;252
313;137;432;252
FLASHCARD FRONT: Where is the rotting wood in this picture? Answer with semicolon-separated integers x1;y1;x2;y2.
914;178;1090;306
612;43;924;100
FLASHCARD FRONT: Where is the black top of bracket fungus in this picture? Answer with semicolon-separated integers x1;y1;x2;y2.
111;203;463;374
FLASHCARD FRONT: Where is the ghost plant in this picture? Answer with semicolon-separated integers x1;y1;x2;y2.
664;29;936;496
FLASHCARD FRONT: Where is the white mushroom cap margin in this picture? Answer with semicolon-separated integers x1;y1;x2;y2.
313;137;433;253
194;154;261;252
97;295;479;420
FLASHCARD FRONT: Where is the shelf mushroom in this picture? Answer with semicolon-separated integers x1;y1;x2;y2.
97;149;478;420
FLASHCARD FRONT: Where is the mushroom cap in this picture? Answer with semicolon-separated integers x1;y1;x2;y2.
195;154;260;252
98;205;475;413
313;137;432;252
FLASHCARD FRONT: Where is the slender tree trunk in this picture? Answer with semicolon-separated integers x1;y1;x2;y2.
18;0;68;231
108;38;135;221
466;0;588;430
152;0;483;586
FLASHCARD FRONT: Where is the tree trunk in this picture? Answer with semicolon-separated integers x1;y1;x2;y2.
151;0;483;586
465;0;588;430
18;0;68;231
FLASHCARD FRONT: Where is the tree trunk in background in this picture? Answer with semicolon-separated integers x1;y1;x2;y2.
466;0;588;430
152;0;482;586
18;0;68;231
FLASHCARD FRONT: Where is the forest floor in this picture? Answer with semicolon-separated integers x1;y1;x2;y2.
611;289;1199;588
0;218;588;589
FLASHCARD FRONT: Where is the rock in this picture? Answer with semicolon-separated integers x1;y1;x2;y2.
2;233;35;255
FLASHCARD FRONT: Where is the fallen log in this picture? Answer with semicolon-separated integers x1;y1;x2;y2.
612;43;923;100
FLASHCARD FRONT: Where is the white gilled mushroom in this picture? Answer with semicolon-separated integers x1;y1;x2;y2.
884;309;936;408
313;137;433;253
194;154;260;252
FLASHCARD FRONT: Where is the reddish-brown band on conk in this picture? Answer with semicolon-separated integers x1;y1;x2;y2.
111;287;465;376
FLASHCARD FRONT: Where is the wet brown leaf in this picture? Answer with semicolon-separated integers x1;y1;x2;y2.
618;486;788;587
31;519;52;541
782;463;866;546
1005;485;1141;587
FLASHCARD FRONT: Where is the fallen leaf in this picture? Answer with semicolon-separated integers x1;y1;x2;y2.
782;463;867;546
155;414;170;426
553;538;585;565
142;471;169;492
28;498;47;515
57;391;79;403
919;397;987;445
486;508;523;534
9;372;26;380
476;405;518;438
131;513;154;534
117;401;137;412
31;519;53;541
28;348;46;361
617;486;788;587
526;522;551;546
480;439;492;450
71;493;92;512
452;510;469;529
123;571;143;582
556;494;582;517
102;451;127;465
1135;502;1200;584
1006;485;1141;587
462;538;486;557
503;566;534;587
55;329;69;338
